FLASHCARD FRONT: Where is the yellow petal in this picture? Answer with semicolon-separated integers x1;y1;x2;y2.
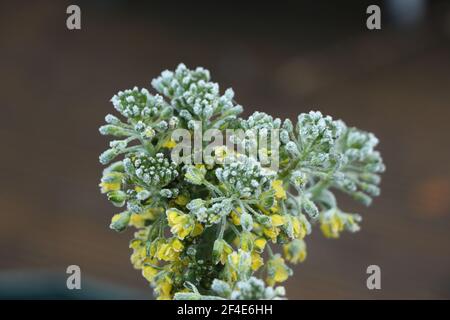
251;252;264;271
270;214;285;226
263;227;279;241
162;138;177;149
174;195;189;206
171;238;184;252
272;179;287;199
99;181;121;193
254;238;267;252
191;223;204;237
129;213;145;228
111;213;121;223
230;211;241;225
142;265;158;282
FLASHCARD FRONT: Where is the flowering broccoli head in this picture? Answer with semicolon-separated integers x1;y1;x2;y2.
99;63;385;300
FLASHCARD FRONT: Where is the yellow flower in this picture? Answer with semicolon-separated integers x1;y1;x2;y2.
155;238;184;261
283;239;307;264
262;214;285;242
191;223;204;237
155;243;171;261
99;181;120;193
270;203;280;213
214;146;233;163
129;208;157;228
272;179;287;199
263;226;280;242
266;255;291;286
213;239;233;264
171;238;184;252
230;208;242;225
240;232;253;252
130;240;154;269
174;194;189;206
292;216;308;239
320;218;343;238
270;214;285;226
239;233;266;253
130;239;142;250
130;246;146;268
320;209;361;238
156;276;173;300
142;265;159;282
254;237;267;252
99;172;122;193
110;211;131;232
162;138;177;149
226;250;252;282
251;252;264;271
166;208;195;239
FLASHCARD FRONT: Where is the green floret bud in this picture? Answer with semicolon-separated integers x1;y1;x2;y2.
215;154;275;199
123;152;178;188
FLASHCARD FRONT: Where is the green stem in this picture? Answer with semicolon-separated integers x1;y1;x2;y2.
266;244;274;258
217;216;226;239
308;178;330;199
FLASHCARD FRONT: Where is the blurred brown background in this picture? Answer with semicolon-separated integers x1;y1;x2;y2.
1;0;450;299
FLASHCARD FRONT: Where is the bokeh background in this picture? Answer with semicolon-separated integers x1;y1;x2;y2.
1;0;450;299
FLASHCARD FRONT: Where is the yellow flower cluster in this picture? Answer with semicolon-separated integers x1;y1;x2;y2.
320;209;361;238
112;167;318;299
129;228;191;299
166;208;204;239
283;239;307;264
266;255;292;286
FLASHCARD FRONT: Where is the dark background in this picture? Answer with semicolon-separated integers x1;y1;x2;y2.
1;0;450;299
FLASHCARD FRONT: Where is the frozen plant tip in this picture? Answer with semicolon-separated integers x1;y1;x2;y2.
99;63;385;300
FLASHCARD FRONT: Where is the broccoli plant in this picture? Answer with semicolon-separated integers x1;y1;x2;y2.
98;64;385;300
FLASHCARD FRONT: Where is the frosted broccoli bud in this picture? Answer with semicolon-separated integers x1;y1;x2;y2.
99;148;120;165
235;111;289;153
151;63;211;99
215;154;275;199
187;198;233;226
152;64;241;126
333;127;385;204
211;279;232;298
230;277;286;300
298;111;334;145
296;111;345;155
99;124;130;137
124;152;178;188
240;111;282;131
111;87;170;121
109;211;131;232
240;212;253;231
107;190;127;207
